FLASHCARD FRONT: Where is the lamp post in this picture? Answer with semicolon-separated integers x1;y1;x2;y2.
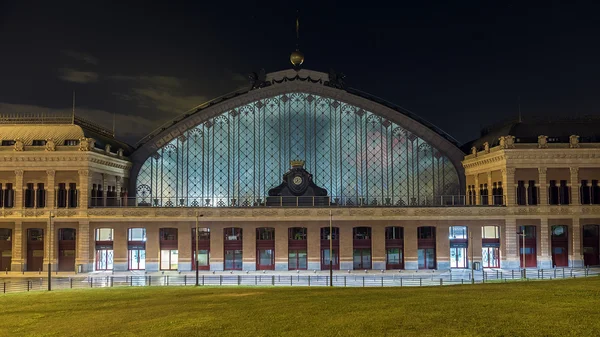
195;211;203;286
329;210;333;287
517;229;526;279
469;230;474;284
48;211;55;291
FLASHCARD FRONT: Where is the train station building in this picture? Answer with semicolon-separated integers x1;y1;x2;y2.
0;66;599;274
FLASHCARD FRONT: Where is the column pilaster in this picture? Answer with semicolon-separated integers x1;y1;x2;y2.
539;218;552;268
11;221;23;272
436;224;450;270
102;174;108;207
570;167;580;205
487;172;493;205
78;170;91;209
371;224;385;270
115;176;122;207
474;175;480;205
76;221;91;272
209;223;224;271
177;223;192;271
339;224;353;270
145;226;159;271
502;219;519;269
307;224;321;270
274;224;288;271
538;167;548;205
404;226;418;270
470;224;483;268
570;218;583;267
14;170;23;209
46;170;55;208
242;224;256;271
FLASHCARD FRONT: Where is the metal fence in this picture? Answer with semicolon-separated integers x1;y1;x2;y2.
1;268;598;294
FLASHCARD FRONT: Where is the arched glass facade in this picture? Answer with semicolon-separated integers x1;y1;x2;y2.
136;92;459;207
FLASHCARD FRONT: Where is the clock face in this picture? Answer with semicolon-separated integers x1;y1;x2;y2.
293;176;303;185
553;226;564;236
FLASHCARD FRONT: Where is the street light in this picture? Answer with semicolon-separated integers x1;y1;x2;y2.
517;229;526;279
195;211;203;286
48;211;55;291
469;230;474;284
329;210;333;287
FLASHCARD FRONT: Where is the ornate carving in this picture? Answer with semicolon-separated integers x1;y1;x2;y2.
248;69;270;90
14;169;23;177
46;169;56;176
13;139;24;151
45;138;56;151
570;167;579;174
538;167;547;174
252;209;278;217
537;135;548;149
483;142;490;153
117;148;124;157
569;135;580;148
78;137;95;151
105;144;111;153
78;169;90;177
498;135;515;149
324;69;346;89
470;147;477;156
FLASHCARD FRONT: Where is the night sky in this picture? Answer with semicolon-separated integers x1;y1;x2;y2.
1;1;599;147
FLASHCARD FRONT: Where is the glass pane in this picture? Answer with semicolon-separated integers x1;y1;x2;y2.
288;251;297;269
234;250;242;269
198;250;209;266
298;250;307;269
362;249;371;268
259;249;273;265
418;249;425;269
96;229;113;241
353;249;361;269
225;250;233;269
426;249;435;268
170;250;178;270
387;248;399;264
161;250;170;270
129;228;146;241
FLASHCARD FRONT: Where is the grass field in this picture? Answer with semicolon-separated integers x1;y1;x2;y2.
1;278;599;337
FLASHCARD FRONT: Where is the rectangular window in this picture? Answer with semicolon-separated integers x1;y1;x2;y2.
385;227;403;240
0;229;11;241
1;140;15;146
196;250;209;266
128;228;146;241
386;248;401;265
449;226;467;239
417;227;435;239
224;250;242;270
96;228;113;241
160;249;178;270
32;140;46;146
482;226;500;239
64;139;79;146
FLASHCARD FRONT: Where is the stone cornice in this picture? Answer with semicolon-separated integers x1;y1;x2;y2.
462;152;506;170
0;151;132;170
1;205;599;221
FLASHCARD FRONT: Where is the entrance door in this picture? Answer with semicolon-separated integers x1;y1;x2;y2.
95;249;113;270
418;248;436;269
482;247;500;268
128;249;146;270
450;247;467;268
353;249;371;269
519;226;537;268
583;225;600;266
27;229;44;271
58;228;76;271
551;225;568;267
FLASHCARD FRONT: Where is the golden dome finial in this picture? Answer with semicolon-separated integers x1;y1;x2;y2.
290;10;304;68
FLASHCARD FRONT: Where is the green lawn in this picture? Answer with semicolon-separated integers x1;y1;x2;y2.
1;278;599;337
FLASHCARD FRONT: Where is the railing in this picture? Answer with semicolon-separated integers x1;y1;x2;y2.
1;268;597;294
89;195;507;208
